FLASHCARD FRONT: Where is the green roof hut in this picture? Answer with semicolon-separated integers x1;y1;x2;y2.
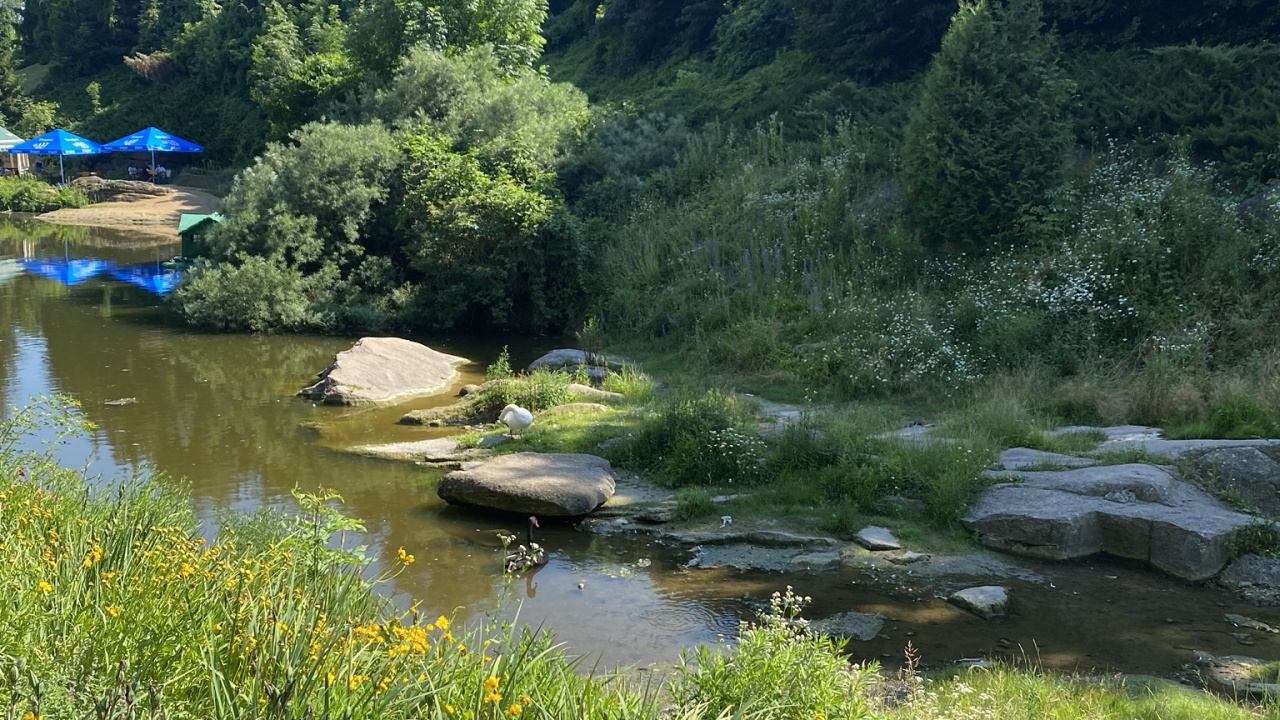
177;212;224;259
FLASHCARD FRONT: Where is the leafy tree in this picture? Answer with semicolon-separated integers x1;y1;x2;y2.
441;0;550;72
397;132;581;329
901;0;1073;251
251;0;355;137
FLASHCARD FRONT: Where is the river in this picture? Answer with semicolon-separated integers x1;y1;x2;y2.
3;216;1279;676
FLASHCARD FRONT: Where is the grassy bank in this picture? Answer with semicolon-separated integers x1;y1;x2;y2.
458;354;1280;546
3;398;1275;719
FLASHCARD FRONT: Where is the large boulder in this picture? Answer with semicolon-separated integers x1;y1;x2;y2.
949;586;1009;619
1186;447;1280;517
964;464;1254;580
437;453;616;516
70;176;171;203
527;349;634;385
299;337;469;405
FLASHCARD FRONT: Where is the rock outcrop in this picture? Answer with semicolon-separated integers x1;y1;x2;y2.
437;453;616;516
964;463;1253;580
70;176;172;203
299;337;469;405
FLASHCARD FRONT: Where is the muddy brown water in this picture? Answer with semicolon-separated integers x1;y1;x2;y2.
2;217;1279;675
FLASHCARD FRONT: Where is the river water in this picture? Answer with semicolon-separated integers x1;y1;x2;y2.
3;217;1280;676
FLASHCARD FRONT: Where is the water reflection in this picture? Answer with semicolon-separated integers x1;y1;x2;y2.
109;265;184;295
0;217;761;669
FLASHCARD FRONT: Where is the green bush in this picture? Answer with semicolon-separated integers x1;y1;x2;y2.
174;256;330;333
672;588;878;720
901;0;1073;252
616;391;765;487
0;176;86;212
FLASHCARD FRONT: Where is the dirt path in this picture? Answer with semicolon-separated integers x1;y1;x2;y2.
38;186;222;239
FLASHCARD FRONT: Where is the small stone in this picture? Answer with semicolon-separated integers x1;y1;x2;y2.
854;526;902;551
949;586;1009;619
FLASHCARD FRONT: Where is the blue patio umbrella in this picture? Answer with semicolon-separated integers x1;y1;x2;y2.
103;127;203;174
109;264;184;295
8;129;108;184
18;257;117;286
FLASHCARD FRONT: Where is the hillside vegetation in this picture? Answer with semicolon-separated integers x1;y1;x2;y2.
4;0;1280;421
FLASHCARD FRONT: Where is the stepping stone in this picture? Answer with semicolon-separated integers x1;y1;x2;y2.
949;586;1008;619
854;526;902;551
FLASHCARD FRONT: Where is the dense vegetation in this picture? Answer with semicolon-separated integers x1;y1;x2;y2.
6;0;1280;407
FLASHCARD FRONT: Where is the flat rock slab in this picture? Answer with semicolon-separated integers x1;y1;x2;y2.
994;448;1098;471
437;453;615;517
965;464;1253;580
351;437;488;464
811;611;885;641
668;530;838;549
949;586;1008;619
568;383;625;401
300;337;469;405
1050;425;1280;460
854;526;902;550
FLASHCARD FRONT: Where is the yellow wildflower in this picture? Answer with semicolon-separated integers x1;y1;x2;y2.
348;674;367;691
444;706;455;715
435;615;449;630
37;581;52;594
105;606;119;618
325;671;336;686
484;692;502;705
507;704;523;717
484;676;500;693
397;547;415;564
520;695;531;706
456;643;467;655
178;563;196;578
442;632;454;643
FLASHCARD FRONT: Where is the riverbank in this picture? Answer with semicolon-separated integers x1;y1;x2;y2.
36;183;220;238
1;399;1273;720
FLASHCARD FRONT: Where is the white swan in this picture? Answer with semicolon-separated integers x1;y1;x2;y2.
498;404;534;437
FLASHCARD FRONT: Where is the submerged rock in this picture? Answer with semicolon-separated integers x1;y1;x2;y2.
299;337;469;405
964;464;1253;580
811;611;885;641
854;526;902;551
949;586;1009;619
437;452;616;516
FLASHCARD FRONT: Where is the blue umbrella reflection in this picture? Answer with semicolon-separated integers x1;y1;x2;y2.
18;257;117;286
109;264;184;295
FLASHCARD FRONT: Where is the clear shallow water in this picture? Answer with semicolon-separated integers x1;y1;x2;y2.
4;217;1280;675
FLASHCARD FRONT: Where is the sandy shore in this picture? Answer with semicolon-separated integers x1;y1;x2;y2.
38;185;222;239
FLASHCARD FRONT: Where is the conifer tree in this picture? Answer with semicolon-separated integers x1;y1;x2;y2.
902;0;1073;252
